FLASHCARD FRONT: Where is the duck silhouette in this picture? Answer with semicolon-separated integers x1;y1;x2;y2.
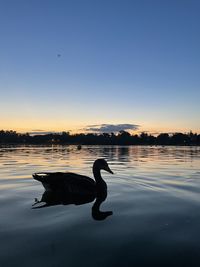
32;159;113;220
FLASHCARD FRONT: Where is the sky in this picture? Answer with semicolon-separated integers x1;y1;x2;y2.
0;0;200;134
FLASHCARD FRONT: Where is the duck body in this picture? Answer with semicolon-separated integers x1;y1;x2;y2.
33;172;96;194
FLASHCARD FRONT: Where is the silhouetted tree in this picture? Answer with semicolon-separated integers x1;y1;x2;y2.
157;133;170;145
0;129;200;146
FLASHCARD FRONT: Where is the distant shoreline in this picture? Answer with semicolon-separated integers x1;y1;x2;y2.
0;130;200;146
0;144;200;148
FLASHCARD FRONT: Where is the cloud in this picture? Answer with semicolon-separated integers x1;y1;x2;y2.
84;124;140;133
29;130;57;135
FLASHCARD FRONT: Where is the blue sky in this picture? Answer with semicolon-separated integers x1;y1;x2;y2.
0;0;199;133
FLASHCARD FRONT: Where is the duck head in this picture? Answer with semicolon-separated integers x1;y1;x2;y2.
93;159;114;174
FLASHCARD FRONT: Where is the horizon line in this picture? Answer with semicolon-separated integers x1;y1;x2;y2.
1;129;199;136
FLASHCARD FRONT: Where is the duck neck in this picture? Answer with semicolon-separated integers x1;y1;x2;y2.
93;166;103;183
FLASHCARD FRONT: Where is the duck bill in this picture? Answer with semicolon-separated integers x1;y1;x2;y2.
105;166;114;174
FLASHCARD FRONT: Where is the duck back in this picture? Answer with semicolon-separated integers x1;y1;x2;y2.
33;172;96;195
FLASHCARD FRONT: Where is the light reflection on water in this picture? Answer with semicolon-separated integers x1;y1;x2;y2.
0;145;200;267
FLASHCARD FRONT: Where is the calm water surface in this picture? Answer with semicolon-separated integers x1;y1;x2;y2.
0;145;200;267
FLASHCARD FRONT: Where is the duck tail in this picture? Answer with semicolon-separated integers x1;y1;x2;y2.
32;173;46;182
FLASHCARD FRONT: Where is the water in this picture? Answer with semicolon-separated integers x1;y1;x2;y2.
0;145;200;267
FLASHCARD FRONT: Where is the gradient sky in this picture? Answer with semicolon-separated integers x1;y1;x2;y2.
0;0;200;134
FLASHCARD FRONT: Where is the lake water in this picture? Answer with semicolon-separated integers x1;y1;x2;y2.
0;145;200;267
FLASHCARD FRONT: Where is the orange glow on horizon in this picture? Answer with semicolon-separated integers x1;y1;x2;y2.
1;125;199;135
1;117;199;135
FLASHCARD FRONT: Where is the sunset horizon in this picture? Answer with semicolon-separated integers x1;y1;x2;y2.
1;123;200;136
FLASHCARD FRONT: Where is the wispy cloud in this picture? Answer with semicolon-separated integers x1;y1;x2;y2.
84;124;140;133
29;130;57;135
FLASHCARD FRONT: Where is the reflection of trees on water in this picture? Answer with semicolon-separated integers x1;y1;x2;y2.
0;144;199;166
84;146;131;163
117;147;130;162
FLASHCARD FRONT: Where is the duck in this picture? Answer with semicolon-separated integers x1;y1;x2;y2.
32;159;113;199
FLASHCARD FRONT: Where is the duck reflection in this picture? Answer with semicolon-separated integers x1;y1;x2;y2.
32;189;112;221
32;159;113;221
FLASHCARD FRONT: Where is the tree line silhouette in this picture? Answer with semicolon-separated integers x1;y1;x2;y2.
0;130;200;145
